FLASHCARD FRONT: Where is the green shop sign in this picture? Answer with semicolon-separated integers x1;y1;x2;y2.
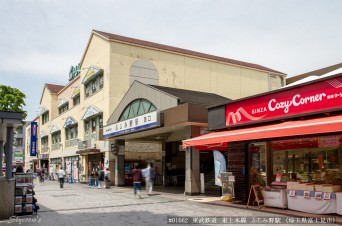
69;63;81;81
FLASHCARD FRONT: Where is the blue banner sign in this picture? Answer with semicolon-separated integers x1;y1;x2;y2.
30;122;38;156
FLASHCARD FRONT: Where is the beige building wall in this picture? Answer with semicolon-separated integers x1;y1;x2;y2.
108;40;276;104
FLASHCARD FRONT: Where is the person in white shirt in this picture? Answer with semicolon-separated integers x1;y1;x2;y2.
58;167;66;188
143;164;156;195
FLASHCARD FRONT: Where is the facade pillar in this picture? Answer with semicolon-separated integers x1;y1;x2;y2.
184;126;201;196
0;141;3;177
5;127;14;180
115;140;125;186
161;141;166;187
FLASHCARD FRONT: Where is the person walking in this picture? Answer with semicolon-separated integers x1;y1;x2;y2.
132;164;142;198
98;167;104;189
105;168;110;189
58;167;66;188
144;163;156;195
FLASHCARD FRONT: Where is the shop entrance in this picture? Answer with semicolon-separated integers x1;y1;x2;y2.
248;142;267;187
88;153;104;180
164;141;185;187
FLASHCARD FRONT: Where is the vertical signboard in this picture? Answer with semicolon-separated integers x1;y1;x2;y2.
30;122;38;157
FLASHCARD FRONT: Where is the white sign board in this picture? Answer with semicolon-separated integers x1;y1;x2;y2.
103;111;160;138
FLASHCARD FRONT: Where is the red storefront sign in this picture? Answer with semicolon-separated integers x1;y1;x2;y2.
226;75;342;126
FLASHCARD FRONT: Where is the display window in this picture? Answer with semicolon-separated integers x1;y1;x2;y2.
271;135;342;185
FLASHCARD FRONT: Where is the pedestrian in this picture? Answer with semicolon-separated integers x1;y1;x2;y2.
105;168;110;189
37;168;42;183
132;164;142;198
143;163;156;195
105;168;110;181
98;167;104;189
12;166;16;177
58;167;66;188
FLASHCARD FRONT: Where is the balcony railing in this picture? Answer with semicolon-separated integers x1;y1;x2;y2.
41;146;49;153
78;138;95;149
84;132;98;141
66;139;78;148
51;143;61;151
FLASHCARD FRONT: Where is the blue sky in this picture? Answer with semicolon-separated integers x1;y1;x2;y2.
0;0;341;121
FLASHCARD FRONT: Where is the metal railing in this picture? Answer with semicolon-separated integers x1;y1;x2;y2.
66;139;78;147
51;143;61;151
84;132;98;141
41;146;49;153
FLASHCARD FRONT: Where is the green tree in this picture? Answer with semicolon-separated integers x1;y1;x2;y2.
0;85;27;120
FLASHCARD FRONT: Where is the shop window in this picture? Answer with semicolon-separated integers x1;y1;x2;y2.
271;136;342;184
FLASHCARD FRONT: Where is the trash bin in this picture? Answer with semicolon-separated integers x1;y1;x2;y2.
105;180;111;189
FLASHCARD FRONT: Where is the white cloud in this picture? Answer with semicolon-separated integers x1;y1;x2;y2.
0;52;79;81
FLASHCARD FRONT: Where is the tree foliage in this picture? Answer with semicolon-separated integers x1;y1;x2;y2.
0;85;27;120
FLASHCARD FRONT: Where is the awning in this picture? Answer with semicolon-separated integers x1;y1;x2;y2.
183;114;342;150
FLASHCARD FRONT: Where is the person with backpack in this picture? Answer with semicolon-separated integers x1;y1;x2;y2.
58;167;66;188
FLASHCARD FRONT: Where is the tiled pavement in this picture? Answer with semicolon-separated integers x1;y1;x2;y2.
0;180;340;225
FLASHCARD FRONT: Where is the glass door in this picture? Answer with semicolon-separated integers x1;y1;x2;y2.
249;142;267;187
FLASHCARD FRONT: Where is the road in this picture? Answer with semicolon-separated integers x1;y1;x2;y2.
0;180;338;226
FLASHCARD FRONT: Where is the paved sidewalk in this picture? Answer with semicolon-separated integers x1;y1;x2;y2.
0;180;339;226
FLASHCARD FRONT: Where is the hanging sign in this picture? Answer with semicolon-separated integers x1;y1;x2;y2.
30;122;38;156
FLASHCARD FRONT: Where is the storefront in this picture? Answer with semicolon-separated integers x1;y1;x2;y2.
64;155;80;182
183;72;342;212
50;158;62;180
39;154;49;175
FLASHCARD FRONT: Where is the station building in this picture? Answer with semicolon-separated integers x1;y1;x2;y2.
24;30;285;195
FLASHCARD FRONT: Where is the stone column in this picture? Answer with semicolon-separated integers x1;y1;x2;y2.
115;140;125;186
115;155;125;186
184;126;201;196
0;141;3;177
5;127;14;180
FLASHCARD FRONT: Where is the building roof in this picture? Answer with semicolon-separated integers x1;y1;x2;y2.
150;85;231;106
93;30;286;75
45;84;65;94
287;63;342;84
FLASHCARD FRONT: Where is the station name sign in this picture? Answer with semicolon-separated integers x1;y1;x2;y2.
226;75;342;126
103;111;161;138
69;63;81;81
